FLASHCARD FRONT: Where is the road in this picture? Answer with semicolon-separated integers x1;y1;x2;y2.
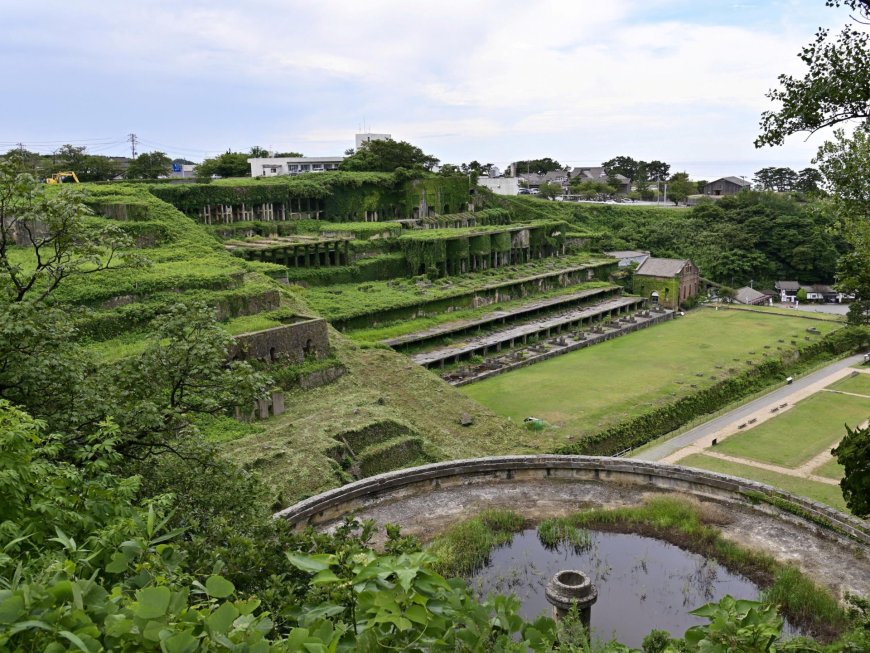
632;353;866;462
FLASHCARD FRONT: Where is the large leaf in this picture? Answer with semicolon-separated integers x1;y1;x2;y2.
0;592;25;624
58;630;91;653
285;552;335;573
206;601;239;634
135;586;171;619
205;575;235;599
163;629;199;653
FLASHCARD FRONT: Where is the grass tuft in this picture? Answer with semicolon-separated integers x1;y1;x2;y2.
427;509;525;577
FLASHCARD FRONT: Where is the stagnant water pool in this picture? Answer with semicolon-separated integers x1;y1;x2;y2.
469;529;796;648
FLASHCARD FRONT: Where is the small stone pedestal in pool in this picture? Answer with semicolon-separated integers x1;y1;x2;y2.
545;569;598;633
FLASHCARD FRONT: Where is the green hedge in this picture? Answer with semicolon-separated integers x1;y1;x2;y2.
556;326;870;455
285;254;406;286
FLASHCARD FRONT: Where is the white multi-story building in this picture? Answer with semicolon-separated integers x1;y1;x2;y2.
355;132;391;149
477;175;519;196
247;156;344;177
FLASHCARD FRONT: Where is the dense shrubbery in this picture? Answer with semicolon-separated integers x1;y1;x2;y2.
500;192;845;288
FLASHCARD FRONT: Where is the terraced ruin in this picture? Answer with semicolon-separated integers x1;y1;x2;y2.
28;172;860;509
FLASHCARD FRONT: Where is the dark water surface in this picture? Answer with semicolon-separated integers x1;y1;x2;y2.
469;529;779;648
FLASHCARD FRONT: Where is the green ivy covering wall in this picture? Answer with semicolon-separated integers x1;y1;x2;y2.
147;172;474;223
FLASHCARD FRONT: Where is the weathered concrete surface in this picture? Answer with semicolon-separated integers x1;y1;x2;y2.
275;456;870;600
231;318;330;364
383;286;620;349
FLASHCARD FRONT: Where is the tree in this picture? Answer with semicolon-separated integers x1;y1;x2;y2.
816;125;870;324
0;160;139;304
833;423;870;517
79;154;121;181
248;145;270;158
51;144;88;173
104;302;272;456
602;155;641;187
795;167;825;194
537;181;562;199
126;151;171;179
570;178;615;200
196;150;251;179
273;151;303;157
340;138;439;173
756;0;870;147
646;160;671;183
753;166;798;191
667;172;696;205
512;157;562;174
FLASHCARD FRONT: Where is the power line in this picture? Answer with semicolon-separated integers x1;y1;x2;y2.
128;133;138;158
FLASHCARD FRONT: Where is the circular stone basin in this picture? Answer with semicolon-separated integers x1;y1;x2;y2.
468;529;799;649
545;569;597;612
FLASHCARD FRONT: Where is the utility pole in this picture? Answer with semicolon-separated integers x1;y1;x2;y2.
128;133;138;159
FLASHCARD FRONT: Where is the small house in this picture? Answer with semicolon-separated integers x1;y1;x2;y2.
703;176;751;196
605;250;650;268
775;280;800;303
633;257;699;309
804;284;839;303
734;286;772;306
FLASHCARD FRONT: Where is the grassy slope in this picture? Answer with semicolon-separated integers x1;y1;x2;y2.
223;334;528;506
20;183;527;506
298;253;608;322
714;390;870;467
676;453;847;511
461;309;840;448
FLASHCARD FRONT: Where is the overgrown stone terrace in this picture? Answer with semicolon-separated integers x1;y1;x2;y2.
28;171;856;507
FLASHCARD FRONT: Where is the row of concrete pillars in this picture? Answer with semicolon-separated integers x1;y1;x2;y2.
428;302;641;369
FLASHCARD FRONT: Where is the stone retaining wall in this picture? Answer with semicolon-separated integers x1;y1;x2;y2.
275;455;870;547
231;318;330;364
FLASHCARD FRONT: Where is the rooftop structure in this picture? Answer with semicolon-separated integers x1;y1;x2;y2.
355;132;392;149
248;156;344;177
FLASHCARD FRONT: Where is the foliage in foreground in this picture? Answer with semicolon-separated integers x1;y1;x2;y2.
6;398;868;651
833;422;870;517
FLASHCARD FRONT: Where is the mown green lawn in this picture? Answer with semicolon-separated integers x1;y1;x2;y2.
461;309;840;446
826;371;870;397
714;390;870;468
813;457;845;480
675;453;847;512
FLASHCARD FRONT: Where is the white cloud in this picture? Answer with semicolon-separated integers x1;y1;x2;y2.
0;0;845;174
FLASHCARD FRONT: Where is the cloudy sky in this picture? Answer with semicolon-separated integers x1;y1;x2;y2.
0;1;851;179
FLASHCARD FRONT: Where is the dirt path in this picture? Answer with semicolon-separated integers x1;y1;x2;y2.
635;354;867;462
683;449;840;485
650;363;870;485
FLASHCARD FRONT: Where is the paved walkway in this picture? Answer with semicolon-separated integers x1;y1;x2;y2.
633;353;866;464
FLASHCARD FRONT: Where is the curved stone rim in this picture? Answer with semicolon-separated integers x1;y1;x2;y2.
274;455;870;546
546;569;598;610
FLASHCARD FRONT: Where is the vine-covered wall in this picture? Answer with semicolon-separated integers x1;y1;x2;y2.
147;172;475;223
633;276;682;309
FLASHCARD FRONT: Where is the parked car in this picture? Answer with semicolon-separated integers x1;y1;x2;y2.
518;188;531;195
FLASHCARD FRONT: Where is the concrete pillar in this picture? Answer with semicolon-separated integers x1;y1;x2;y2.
271;391;285;416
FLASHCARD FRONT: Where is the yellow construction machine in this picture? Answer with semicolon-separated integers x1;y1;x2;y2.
46;171;80;184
